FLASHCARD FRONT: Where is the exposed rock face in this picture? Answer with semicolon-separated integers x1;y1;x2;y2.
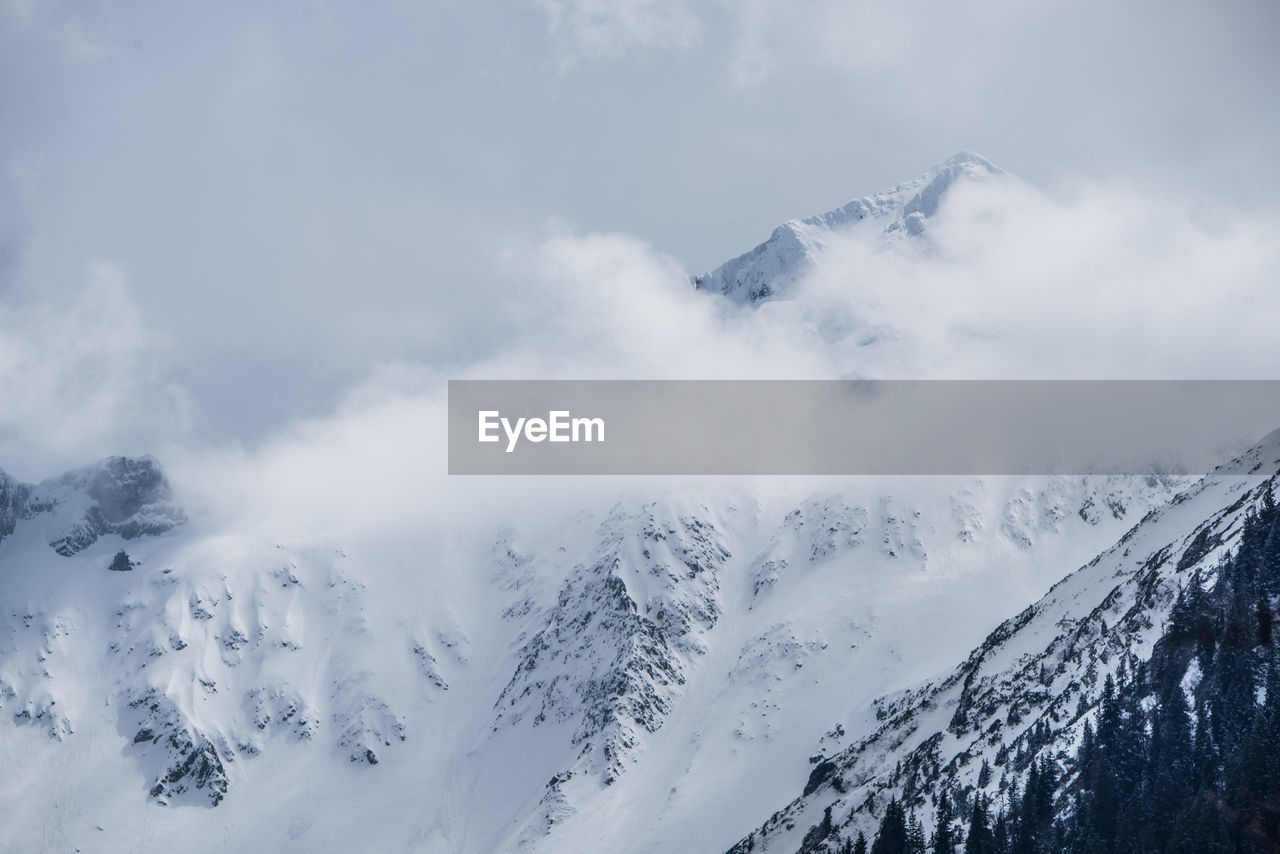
0;456;186;554
127;688;230;807
0;470;31;544
335;691;407;765
494;503;730;788
39;456;187;555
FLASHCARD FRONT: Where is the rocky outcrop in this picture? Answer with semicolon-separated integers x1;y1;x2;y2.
37;456;187;555
0;456;186;554
494;503;730;789
0;470;30;544
127;688;230;807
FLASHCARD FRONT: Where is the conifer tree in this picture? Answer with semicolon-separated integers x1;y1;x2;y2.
963;796;992;854
871;798;909;854
931;789;956;854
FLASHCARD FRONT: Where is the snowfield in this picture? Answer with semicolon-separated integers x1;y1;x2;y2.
0;454;1202;853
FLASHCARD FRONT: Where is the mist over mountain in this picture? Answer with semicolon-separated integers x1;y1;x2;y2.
3;154;1278;854
694;152;1004;304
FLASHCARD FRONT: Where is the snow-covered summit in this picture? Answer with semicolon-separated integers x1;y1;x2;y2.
0;455;186;556
693;150;1003;304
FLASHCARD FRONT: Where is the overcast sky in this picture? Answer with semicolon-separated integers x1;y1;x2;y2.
2;0;1279;479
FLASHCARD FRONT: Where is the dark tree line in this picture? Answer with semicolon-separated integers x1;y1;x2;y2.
832;486;1280;854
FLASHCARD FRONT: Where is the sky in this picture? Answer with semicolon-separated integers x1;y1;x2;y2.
2;0;1280;482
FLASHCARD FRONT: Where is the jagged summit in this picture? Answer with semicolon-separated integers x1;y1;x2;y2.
0;455;186;555
693;151;1004;304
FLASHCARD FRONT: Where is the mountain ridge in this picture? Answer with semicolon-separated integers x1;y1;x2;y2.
693;151;1004;304
723;436;1280;853
0;455;186;556
2;155;1267;854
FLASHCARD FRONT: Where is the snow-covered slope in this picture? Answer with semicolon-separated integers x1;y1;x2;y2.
511;476;1187;854
723;435;1280;853
693;151;1003;304
0;459;1190;853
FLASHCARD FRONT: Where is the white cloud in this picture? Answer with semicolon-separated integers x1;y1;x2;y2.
5;1;1277;472
473;173;1280;391
533;0;702;61
1;1;110;62
774;175;1280;380
0;261;189;478
473;223;832;380
7;164;1280;501
118;167;1280;547
57;16;108;62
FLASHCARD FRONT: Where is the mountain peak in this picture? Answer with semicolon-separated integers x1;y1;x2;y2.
937;149;999;171
693;152;1005;304
0;454;186;555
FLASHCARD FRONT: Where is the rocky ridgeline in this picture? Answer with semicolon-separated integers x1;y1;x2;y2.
0;456;186;555
494;503;730;791
693;152;1003;304
726;463;1280;853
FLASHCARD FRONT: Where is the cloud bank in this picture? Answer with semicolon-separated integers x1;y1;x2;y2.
0;261;188;480
156;170;1280;546
3;2;1280;536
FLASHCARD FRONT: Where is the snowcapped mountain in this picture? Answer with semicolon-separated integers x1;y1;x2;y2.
0;155;1264;854
0;453;1193;853
0;456;185;558
495;476;1190;854
723;436;1280;853
693;151;1003;304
